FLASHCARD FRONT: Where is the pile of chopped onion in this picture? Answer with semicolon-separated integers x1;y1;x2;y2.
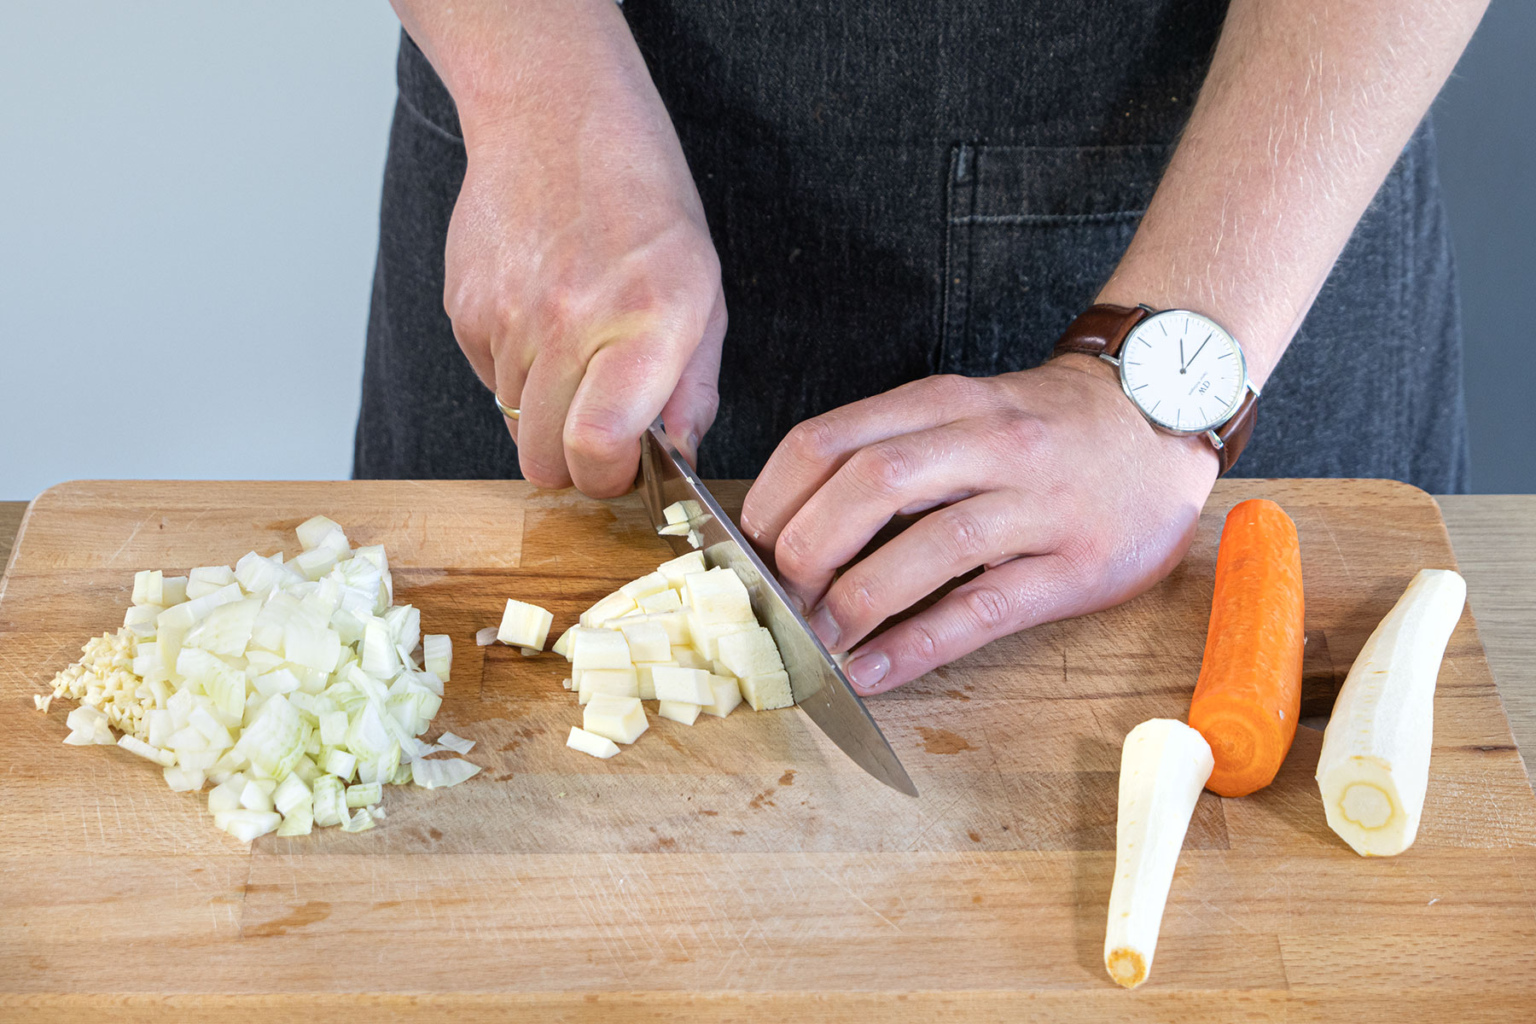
38;516;478;842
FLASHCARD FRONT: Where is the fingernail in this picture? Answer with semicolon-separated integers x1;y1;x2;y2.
845;650;889;692
807;604;841;649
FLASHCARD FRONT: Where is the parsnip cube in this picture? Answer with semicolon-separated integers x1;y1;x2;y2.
639;588;683;613
571;628;631;676
634;661;677;701
567;726;621;759
740;670;793;711
658;700;702;726
700;675;743;718
687;613;754;660
651;666;714;705
683;568;754;625
580;591;636;628
620;621;671;663
657;551;707;588
578;667;639;705
497;598;554;650
636;610;690;646
583;695;648;745
717;626;785;679
663;500;695;525
620;572;669;601
670;645;710;670
551;626;575;660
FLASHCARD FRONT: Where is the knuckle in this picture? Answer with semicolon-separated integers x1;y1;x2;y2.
564;413;629;464
846;442;915;497
959;584;1016;634
774;524;817;579
935;508;990;566
828;575;880;628
900;619;944;664
917;373;976;406
997;409;1049;450
785;416;841;467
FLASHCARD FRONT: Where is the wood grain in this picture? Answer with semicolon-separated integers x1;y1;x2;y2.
1;480;1533;1022
1439;495;1536;785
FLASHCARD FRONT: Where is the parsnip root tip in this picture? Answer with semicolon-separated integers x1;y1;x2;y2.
1106;948;1147;989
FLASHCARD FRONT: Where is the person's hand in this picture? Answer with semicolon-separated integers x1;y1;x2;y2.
439;2;725;496
739;357;1219;695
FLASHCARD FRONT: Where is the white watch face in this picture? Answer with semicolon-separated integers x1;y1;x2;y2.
1119;311;1247;434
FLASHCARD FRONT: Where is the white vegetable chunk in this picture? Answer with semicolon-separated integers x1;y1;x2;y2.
656;551;707;588
579;591;636;629
639;588;683;613
583;695;649;745
551;627;575;660
566;726;621;759
1104;718;1214;990
1316;569;1466;858
422;634;452;681
577;668;640;705
620;620;671;664
739;670;793;712
411;757;481;789
657;700;702;726
571;628;631;675
620;572;669;601
670;645;709;670
633;661;677;701
699;675;743;718
651;666;713;705
717;627;785;680
497;598;555;650
683;568;754;625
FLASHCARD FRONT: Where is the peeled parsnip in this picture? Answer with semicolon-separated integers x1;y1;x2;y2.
1316;568;1465;857
1104;719;1214;990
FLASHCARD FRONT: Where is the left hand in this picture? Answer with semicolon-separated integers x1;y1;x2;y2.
739;357;1219;695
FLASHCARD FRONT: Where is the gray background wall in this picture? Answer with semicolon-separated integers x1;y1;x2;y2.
1;2;1531;498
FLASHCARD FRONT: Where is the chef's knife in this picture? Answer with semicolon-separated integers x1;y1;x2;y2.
637;421;918;797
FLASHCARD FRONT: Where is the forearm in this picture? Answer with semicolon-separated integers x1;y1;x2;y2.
389;0;655;147
1097;0;1486;388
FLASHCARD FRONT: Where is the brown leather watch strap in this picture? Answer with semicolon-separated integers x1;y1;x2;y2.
1051;303;1150;359
1052;302;1258;477
1212;390;1258;476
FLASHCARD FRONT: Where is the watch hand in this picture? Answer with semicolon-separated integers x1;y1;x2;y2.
1187;332;1213;369
1179;337;1187;371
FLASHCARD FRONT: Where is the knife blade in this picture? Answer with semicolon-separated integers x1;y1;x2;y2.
637;421;918;797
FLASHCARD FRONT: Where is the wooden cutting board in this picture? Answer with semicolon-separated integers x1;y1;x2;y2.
2;479;1533;1023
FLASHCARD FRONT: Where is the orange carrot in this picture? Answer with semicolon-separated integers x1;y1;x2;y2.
1187;498;1305;797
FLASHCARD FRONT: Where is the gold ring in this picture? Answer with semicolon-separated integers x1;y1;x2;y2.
494;396;520;420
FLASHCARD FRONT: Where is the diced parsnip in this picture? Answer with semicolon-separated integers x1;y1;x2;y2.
657;523;691;537
687;615;754;660
670;645;709;670
620;621;671;663
571;628;631;677
662;500;694;525
651;667;713;705
583;695;649;745
579;591;637;628
578;668;640;705
657;551;707;588
422;634;452;681
739;670;793;712
639;588;683;613
1316;569;1466;857
551;627;575;661
717;626;785;679
620;572;669;601
498;598;555;650
566;726;621;759
699;675;743;718
658;700;702;726
635;610;690;646
634;661;677;701
683;568;754;625
1104;719;1214;990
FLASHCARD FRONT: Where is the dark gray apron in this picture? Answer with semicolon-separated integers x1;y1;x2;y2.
355;1;1469;493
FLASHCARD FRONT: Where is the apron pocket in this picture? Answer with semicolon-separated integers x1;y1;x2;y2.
939;143;1173;377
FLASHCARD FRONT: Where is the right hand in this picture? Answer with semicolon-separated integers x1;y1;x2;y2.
426;0;726;496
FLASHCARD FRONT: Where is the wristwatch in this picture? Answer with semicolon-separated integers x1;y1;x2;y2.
1052;303;1259;475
